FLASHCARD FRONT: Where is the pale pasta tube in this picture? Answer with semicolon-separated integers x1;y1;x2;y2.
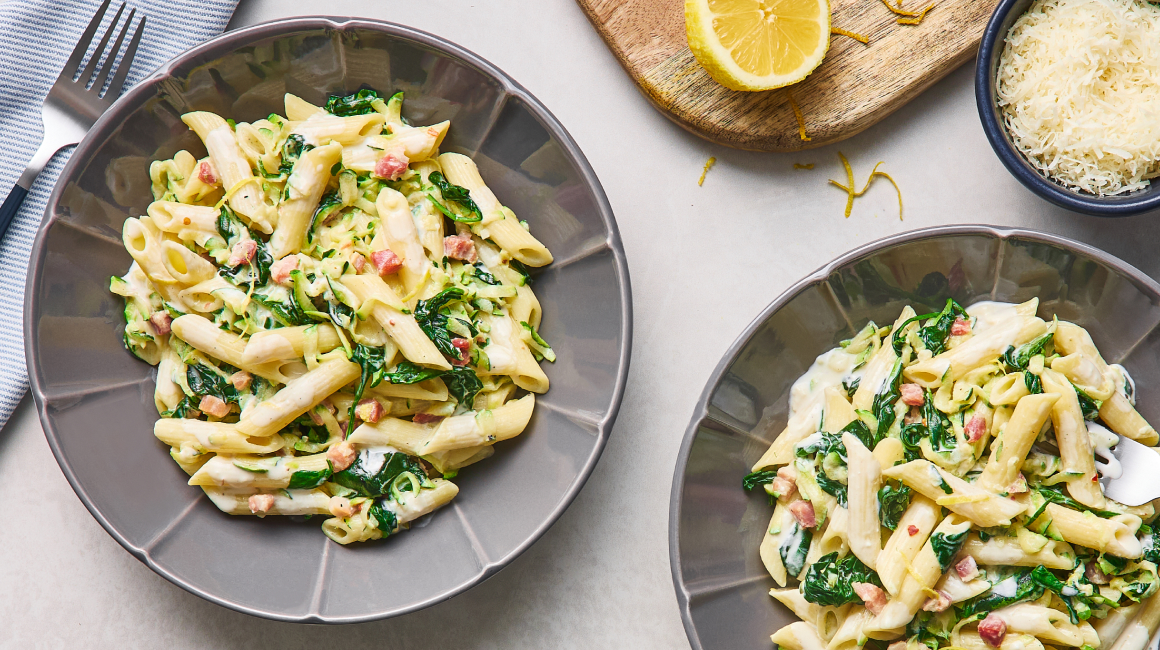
421;394;535;454
770;589;824;631
878;495;939;596
160;240;217;286
478;312;550;393
270;142;342;258
147;201;221;248
960;534;1077;570
992;603;1084;647
1037;504;1142;558
1052;352;1114;401
368;378;448;402
1095;602;1141;650
203;487;331;515
1101;392;1159;446
182;112;271;232
1110;592;1160;650
154;419;283;454
1041;369;1103;508
825;387;856;432
122;218;180;299
866;515;972;633
438;152;552;266
154;345;185;415
843;432;881;569
347;416;436;457
376;186;429;295
171;314;297;383
236;356;361;438
342;273;449;369
980;392;1058;492
958;633;1045;650
291;112;384;146
852;307;914;411
751;403;822;470
904;316;1047;387
760;502;796;585
283;93;323;120
188;453;330;488
817;506;849;558
990;372;1031;405
385;122;449;161
423;445;494;474
882;460;1025;527
241;324;343;364
771;621;827;650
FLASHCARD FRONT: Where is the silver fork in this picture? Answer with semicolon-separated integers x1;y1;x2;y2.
1095;432;1160;506
0;0;146;242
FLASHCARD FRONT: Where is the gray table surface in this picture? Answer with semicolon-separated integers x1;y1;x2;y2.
6;1;1160;647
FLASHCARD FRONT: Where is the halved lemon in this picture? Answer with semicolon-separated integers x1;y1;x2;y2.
686;0;831;91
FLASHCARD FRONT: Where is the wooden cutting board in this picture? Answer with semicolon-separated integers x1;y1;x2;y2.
576;0;1000;151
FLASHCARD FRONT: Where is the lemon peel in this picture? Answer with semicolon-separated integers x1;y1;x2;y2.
698;156;717;186
881;0;935;24
787;89;811;142
832;27;870;43
829;152;904;220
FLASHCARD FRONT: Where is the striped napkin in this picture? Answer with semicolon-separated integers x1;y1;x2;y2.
0;0;239;429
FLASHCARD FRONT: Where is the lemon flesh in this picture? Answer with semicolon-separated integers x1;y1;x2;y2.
687;0;831;91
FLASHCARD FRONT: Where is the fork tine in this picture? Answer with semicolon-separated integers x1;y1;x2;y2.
56;0;113;84
93;8;135;97
105;14;146;99
78;2;126;89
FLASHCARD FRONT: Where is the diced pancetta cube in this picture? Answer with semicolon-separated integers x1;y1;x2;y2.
853;582;887;615
965;415;987;442
900;383;925;406
327;440;357;472
354;398;383;423
270;256;299;285
329;496;355;518
248;494;275;514
787;500;816;529
227;239;257;267
956;556;978;580
150;312;172;336
371;249;402;276
198;395;230;418
413;413;445;425
922;590;952;612
443;234;477;262
951;317;972;336
978;615;1007;648
198;160;218;185
1086;561;1110;585
349;252;366;273
450;338;470;366
374;153;409;180
229;371;252;391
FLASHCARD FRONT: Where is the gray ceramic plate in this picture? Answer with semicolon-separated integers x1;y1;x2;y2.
24;17;631;623
669;225;1160;650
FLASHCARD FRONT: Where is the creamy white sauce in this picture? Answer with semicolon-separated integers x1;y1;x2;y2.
966;300;1020;335
359;445;401;474
1108;363;1137;406
789;347;863;418
1088;421;1123;480
992;576;1018;598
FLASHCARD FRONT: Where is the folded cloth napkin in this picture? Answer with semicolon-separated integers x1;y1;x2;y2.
0;0;239;429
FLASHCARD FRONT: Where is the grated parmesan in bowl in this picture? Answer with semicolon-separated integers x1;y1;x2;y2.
997;0;1160;196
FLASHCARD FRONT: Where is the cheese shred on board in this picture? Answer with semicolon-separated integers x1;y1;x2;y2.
997;0;1160;195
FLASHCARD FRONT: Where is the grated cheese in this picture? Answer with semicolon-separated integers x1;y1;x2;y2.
997;0;1160;195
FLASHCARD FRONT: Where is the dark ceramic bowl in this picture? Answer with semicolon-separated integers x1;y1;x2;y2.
24;17;631;623
975;0;1160;217
670;225;1160;649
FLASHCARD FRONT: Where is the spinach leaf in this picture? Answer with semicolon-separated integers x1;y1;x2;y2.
891;310;941;356
795;432;846;460
801;552;884;606
1031;565;1095;623
916;299;968;356
930;530;969;571
368;498;398;537
347;343;388;425
1038;485;1120;518
878;482;912;530
1075;385;1102;421
186;364;241;404
872;358;904;439
324;88;382;116
331;448;426;497
428;171;482;223
780;522;812;578
509;259;533;285
959;570;1043;618
1025;371;1043;395
743;469;779;491
383;360;446;385
922;392;957;453
444;366;483;406
899;422;925;461
287;461;333;489
1001;332;1054;371
216;207;272;288
840;418;879;451
842;377;860;400
307;191;343;243
816;472;848;508
252;291;312;327
1143;531;1160;566
328;299;355;330
472;262;500;286
279;133;313;176
415;287;466;358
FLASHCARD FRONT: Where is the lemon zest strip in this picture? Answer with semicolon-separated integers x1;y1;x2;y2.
698;156;717;186
829;154;904;220
794;163;815;170
880;0;935;23
830;152;857;218
937;493;988;506
786;89;811;142
831;27;869;43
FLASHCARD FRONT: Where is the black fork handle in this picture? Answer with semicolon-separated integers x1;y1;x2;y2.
0;184;29;244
